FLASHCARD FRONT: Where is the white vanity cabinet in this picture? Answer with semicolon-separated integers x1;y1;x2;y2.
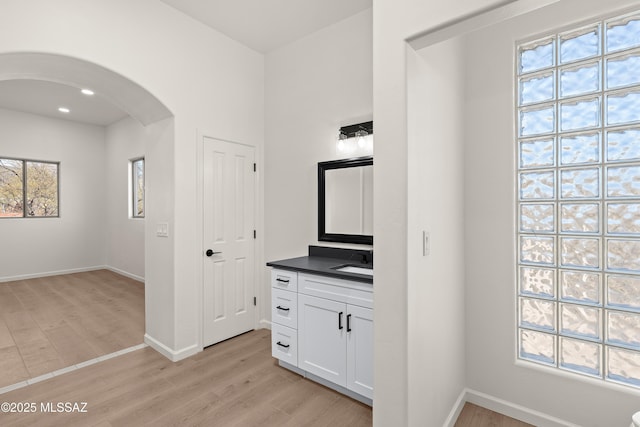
298;293;348;384
270;270;298;366
270;268;373;403
345;304;374;398
298;294;374;399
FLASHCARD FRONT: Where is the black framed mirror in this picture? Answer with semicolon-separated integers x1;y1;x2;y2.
318;156;373;245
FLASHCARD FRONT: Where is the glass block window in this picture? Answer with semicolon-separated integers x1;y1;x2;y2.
517;11;640;388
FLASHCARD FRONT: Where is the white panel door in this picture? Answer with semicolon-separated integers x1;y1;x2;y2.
346;304;374;399
203;137;255;347
298;294;347;386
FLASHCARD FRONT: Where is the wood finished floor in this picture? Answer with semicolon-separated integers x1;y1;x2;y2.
455;403;534;427
0;271;526;427
0;270;145;388
0;329;373;427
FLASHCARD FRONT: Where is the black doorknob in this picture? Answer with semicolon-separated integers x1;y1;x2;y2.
206;249;221;257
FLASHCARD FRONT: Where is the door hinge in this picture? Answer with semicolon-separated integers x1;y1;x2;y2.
253;229;256;239
253;296;257;306
253;163;256;172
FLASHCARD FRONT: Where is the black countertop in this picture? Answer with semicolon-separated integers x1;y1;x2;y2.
266;246;373;284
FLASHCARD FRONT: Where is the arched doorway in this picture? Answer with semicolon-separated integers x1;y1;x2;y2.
0;51;174;387
0;52;172;125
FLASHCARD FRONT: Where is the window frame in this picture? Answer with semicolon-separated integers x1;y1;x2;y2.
515;9;640;390
0;156;60;219
130;157;145;219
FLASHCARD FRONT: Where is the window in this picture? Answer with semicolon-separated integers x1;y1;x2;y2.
0;158;59;218
516;11;640;388
131;158;144;218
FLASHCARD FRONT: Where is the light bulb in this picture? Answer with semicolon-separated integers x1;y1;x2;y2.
337;131;349;152
355;129;368;148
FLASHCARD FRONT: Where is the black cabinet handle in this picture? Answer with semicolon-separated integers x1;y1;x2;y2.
338;311;344;330
276;306;290;312
276;341;290;348
276;278;290;283
347;314;352;332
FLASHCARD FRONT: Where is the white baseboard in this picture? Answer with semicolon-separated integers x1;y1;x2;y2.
0;265;106;283
259;319;272;329
457;388;580;427
144;334;200;362
443;388;468;427
0;265;145;284
105;266;144;283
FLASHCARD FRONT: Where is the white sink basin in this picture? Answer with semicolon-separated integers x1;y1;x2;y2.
334;265;374;276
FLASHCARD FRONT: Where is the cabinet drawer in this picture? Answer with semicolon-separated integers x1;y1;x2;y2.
271;269;298;292
272;288;297;329
299;273;373;309
271;323;298;366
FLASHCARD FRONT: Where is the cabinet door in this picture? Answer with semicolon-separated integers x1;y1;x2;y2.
298;294;346;386
346;305;373;399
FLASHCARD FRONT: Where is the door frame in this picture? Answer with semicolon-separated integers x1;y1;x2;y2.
195;130;264;351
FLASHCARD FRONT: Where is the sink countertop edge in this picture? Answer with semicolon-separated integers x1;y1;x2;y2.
266;255;373;284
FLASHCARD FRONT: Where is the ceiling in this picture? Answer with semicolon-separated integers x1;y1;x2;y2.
0;0;371;126
0;80;128;127
160;0;372;53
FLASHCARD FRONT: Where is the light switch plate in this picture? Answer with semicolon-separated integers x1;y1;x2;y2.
156;222;169;237
423;231;430;256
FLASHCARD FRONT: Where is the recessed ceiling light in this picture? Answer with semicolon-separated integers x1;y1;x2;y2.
81;88;94;96
58;107;70;113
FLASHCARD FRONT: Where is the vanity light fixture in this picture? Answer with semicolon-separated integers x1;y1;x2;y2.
58;107;70;113
81;88;95;96
355;129;368;148
337;121;373;154
337;131;349;151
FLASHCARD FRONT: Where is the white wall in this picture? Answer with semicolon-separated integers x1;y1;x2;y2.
373;0;509;425
463;1;640;426
0;108;107;280
265;7;373;259
264;9;372;322
407;38;467;426
0;0;264;357
104;116;147;281
0;110;162;284
0;109;171;286
0;110;156;284
143;116;175;350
